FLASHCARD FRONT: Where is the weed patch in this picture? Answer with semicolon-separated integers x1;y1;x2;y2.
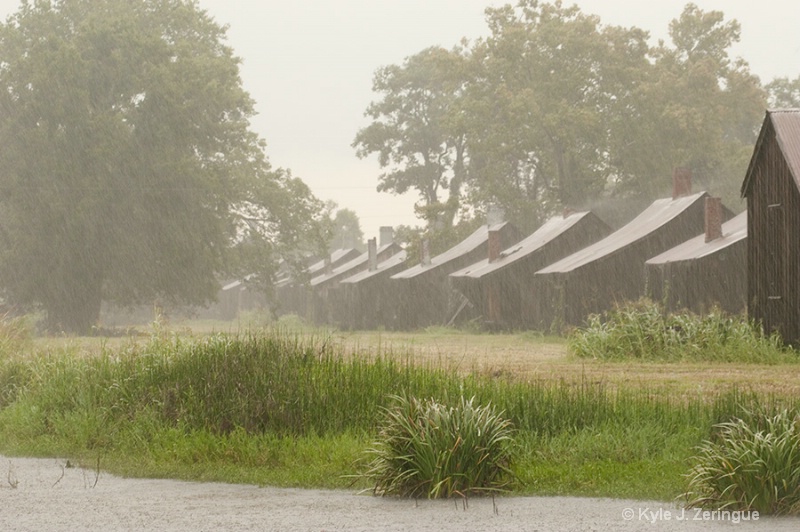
684;409;800;515
569;300;793;363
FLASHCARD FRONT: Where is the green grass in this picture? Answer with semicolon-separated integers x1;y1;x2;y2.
684;409;800;514
1;327;799;501
362;395;515;498
515;424;702;499
568;299;795;363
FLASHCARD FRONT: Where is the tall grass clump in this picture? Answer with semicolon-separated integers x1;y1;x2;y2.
5;328;800;498
2;328;765;452
684;409;800;515
0;313;35;408
363;394;515;498
0;331;469;450
568;299;792;362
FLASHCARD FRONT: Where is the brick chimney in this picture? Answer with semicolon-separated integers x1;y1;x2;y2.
672;167;692;199
368;237;378;271
488;228;502;262
704;197;723;242
420;238;431;266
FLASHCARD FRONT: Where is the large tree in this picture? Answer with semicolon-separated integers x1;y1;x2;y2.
357;2;767;236
0;0;326;332
329;207;364;251
463;0;652;229
767;76;800;108
617;3;766;206
353;45;471;230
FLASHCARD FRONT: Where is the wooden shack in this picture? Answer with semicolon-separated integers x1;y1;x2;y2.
338;249;409;330
740;109;800;343
308;240;401;325
449;211;611;330
390;222;520;329
646;204;746;315
274;248;360;318
535;171;715;328
216;274;269;320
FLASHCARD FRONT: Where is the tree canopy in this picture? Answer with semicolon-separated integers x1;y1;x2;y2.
352;45;471;230
767;76;800;108
0;0;326;332
329;207;365;251
355;1;768;238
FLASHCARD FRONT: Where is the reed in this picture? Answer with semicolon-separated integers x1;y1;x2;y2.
568;299;793;363
0;313;35;409
5;331;798;442
684;409;800;515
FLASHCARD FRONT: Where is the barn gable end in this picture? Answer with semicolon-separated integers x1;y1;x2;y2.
741;109;800;344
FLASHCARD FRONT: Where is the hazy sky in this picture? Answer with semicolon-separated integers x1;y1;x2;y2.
2;1;799;239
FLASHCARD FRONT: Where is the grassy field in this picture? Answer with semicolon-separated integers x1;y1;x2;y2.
1;316;799;504
28;324;800;397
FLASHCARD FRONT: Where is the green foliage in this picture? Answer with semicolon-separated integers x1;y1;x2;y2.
0;332;461;441
0;0;326;333
3;330;800;499
637;4;765;207
329;207;365;251
363;395;515;498
0;313;35;409
4;330;785;446
767;76;800;108
353;45;471;230
0;313;35;357
684;410;800;515
469;1;651;221
568;299;792;363
234;308;274;330
517;425;701;499
357;2;766;235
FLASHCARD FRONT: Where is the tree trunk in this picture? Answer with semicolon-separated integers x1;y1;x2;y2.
442;139;466;229
44;274;103;335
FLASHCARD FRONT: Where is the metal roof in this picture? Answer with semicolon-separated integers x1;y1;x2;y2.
310;243;399;287
222;273;257;292
742;109;800;197
307;248;360;276
274;248;360;288
645;210;746;264
391;222;512;280
449;212;594;280
536;191;708;275
222;280;243;291
340;250;409;284
772;109;800;184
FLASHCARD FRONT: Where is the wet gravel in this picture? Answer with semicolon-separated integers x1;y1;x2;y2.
1;455;797;531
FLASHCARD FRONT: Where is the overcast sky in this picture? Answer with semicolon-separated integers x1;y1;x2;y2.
2;1;799;239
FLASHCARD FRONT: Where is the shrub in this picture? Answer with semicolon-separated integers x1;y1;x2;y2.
363;394;515;498
568;299;791;362
683;410;800;515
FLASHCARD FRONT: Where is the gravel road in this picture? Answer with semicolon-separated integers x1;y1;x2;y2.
2;455;797;531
